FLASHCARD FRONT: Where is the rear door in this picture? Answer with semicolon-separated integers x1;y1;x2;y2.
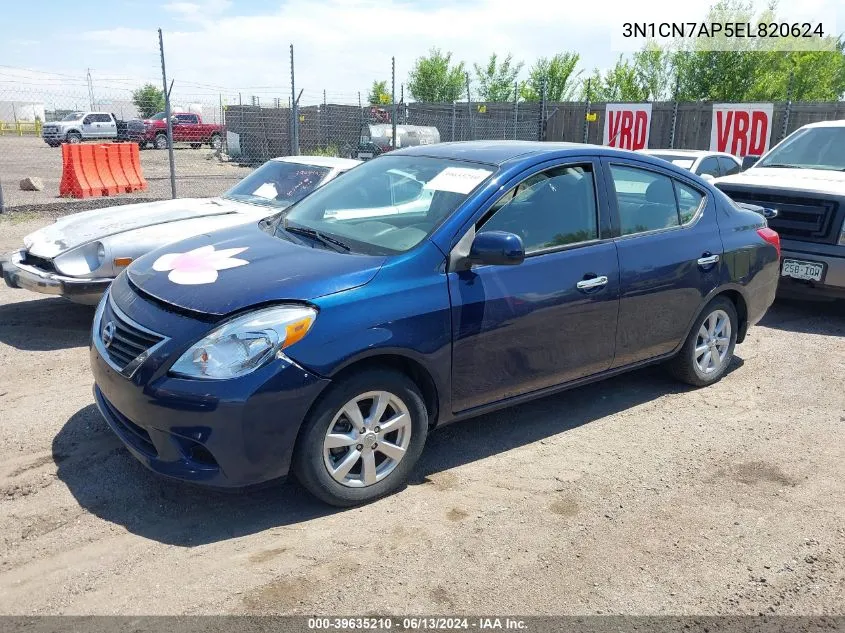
100;114;117;138
602;159;723;367
448;158;620;413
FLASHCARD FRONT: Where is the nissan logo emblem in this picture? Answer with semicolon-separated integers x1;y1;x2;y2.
102;321;116;348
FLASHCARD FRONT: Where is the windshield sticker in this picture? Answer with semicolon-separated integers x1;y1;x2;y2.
152;245;248;285
423;167;492;194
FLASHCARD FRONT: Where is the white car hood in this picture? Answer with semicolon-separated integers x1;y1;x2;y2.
25;197;257;258
715;168;845;197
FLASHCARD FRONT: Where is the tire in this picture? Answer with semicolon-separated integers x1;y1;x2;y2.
190;143;201;149
668;296;738;387
154;133;169;150
209;133;222;150
66;132;82;144
292;368;428;506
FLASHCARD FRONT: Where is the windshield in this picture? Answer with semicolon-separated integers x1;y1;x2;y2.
61;112;85;121
223;160;331;209
275;155;495;255
758;127;845;171
148;112;167;120
647;154;695;169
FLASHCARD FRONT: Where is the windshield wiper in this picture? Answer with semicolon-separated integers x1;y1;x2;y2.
760;163;806;169
284;225;351;252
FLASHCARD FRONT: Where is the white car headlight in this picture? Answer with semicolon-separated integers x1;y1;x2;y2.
53;241;107;276
170;305;317;380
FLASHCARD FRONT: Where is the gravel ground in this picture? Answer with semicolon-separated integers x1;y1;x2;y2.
0;136;252;210
0;215;843;616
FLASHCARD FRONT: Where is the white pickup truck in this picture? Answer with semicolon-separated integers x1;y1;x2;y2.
41;111;119;147
715;120;845;301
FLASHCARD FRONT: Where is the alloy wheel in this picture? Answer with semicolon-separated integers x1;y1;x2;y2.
322;390;412;488
695;309;732;374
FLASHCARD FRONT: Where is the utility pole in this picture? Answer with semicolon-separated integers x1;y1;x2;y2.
391;56;397;150
582;78;591;144
290;44;299;155
465;72;473;139
158;29;176;199
86;68;94;110
513;80;519;139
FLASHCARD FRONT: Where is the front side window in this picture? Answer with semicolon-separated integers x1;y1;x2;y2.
480;164;599;253
718;156;741;176
223;160;331;209
696;157;721;177
276;156;495;254
611;165;680;235
83;115;95;125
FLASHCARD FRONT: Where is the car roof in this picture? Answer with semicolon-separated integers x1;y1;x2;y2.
639;149;738;160
273;155;362;169
391;140;654;165
801;119;845;129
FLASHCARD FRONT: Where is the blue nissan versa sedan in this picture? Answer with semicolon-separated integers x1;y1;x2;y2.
90;141;780;506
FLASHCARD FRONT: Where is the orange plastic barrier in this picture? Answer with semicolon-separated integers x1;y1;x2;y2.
60;143;148;198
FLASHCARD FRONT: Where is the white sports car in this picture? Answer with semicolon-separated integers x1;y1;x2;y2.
1;155;360;305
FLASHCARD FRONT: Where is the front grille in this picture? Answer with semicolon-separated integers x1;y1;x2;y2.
21;252;55;273
724;190;838;242
99;299;164;373
98;389;157;457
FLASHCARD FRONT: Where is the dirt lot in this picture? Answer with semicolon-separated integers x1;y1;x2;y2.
0;214;843;616
0;136;252;209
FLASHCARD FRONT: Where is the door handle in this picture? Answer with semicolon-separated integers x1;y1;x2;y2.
697;254;720;266
576;275;608;290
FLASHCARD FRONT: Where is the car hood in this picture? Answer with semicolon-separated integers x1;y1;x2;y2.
126;224;387;316
25;197;258;259
715;168;845;196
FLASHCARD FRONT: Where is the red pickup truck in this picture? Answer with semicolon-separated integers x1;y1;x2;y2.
140;111;223;150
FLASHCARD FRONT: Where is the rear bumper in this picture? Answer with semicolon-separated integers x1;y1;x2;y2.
778;242;845;300
1;250;111;305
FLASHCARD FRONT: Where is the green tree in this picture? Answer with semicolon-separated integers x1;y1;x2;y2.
633;43;674;100
582;56;649;101
407;48;466;102
747;40;845;101
132;84;165;118
520;52;581;101
368;80;391;105
473;53;524;101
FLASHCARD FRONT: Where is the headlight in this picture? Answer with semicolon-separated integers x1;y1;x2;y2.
53;241;107;276
169;305;317;380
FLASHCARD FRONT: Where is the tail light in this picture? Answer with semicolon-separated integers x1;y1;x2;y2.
757;227;780;258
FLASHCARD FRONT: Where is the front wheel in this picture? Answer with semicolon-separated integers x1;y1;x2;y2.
154;133;169;150
668;297;738;387
66;133;82;144
292;369;428;506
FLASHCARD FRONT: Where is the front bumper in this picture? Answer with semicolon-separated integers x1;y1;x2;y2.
90;286;331;488
778;242;845;300
1;250;112;305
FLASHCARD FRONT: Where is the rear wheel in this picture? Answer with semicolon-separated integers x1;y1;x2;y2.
190;143;201;149
209;133;222;150
668;296;737;387
292;369;428;506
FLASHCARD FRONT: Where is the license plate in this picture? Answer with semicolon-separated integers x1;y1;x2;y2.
781;259;824;281
357;152;373;159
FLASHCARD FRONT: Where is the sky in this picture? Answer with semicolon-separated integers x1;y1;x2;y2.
0;0;842;108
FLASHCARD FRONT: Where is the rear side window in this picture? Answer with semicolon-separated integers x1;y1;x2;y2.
96;114;112;123
718;156;740;176
610;165;680;235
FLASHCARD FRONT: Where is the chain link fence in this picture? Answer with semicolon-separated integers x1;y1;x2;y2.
2;36;845;212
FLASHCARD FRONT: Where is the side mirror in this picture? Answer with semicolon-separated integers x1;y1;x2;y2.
741;155;760;171
468;231;525;267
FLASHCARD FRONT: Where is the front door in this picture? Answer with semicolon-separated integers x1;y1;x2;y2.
603;159;724;367
448;159;620;413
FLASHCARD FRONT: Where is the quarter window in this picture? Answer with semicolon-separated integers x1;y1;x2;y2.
610;165;680;235
480;164;599;253
674;182;704;223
